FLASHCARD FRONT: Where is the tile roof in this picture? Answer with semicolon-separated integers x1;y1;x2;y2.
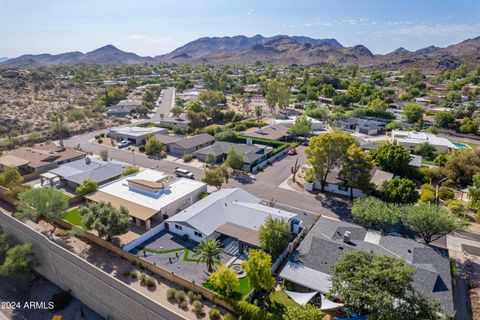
2;144;85;169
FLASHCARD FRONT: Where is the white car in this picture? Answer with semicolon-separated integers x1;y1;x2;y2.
175;167;194;179
117;140;131;148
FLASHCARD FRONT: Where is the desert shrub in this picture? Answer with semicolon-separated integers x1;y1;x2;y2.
97;139;103;144
192;300;204;314
175;290;186;303
234;123;247;132
180;300;188;310
159;150;167;158
68;109;86;122
53;228;69;237
141;274;156;287
139;146;146;152
208;308;221;320
183;153;193;162
94;135;100;140
130;270;140;280
439;187;455;201
122;166;139;177
195;293;203;301
100;133;105;138
50;291;73;311
448;200;467;216
166;288;177;300
420;184;435;203
187;290;195;303
223;313;233;320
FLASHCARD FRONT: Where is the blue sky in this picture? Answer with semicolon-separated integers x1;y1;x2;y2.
1;0;479;57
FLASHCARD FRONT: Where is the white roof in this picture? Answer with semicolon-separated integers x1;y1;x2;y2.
392;130;455;148
166;188;297;236
96;169;206;211
274;116;322;125
109;126;166;137
284;290;317;306
279;260;332;293
409;154;422;167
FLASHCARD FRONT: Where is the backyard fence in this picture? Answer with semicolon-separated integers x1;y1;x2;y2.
270;227;308;274
55;218;237;313
122;222;165;252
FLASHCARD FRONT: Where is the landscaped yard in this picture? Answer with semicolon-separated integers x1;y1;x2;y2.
421;158;435;166
270;290;299;308
203;276;252;301
64;208;86;229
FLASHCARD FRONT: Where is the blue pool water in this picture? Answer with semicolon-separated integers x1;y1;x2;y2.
453;142;470;149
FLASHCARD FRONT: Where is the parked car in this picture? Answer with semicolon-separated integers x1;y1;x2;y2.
175;167;194;179
288;148;297;155
117;140;131;148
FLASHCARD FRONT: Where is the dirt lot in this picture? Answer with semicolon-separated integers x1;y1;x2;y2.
0;69;123;142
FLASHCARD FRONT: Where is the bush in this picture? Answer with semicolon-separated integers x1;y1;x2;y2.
130;270;140;280
141;274;156;288
166;288;177;301
53;228;69;237
122;270;131;276
206;153;216;165
192;300;204;314
420;184;435;203
448;200;467;216
183;153;193;162
187;290;195;303
139;146;146;152
234;301;274;320
195;293;203;301
97;139;103;144
94;135;100;140
234;123;247;132
439;187;455;201
208;308;221;320
198;192;209;200
50;291;73;311
175;290;186;303
476;211;480;223
180;300;189;310
223;314;233;320
100;133;105;138
122;166;140;177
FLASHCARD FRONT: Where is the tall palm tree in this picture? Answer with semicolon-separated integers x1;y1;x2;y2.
193;238;223;272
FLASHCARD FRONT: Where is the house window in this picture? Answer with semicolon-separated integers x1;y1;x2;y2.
194;231;202;238
175;224;183;230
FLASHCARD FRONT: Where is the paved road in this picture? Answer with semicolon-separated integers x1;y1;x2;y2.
151;87;175;122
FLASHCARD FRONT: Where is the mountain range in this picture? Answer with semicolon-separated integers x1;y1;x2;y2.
2;34;480;70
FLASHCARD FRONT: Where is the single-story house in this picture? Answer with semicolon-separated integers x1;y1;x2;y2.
165;188;300;252
195;142;273;172
308;167;393;198
241;124;290;141
274;116;324;131
44;157;125;189
391;130;456;154
166;133;214;156
159;113;191;129
0;143;86;177
243;84;262;95
106;100;141;118
108;126;168;145
279;217;454;316
177;89;201;102
334;118;386;135
85;169;207;230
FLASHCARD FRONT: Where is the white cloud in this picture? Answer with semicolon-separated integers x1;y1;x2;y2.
374;23;480;39
128;34;173;44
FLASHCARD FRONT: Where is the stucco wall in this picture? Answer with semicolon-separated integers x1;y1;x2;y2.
0;210;186;320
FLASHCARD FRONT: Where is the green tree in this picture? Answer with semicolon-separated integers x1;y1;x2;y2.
254;105;263;122
193;238;223;272
75;179;98;196
351;197;398;230
369;143;411;175
224;148;244;171
121;166;140;177
214;128;237;142
16;188;69;238
202;167;227;189
305;133;355;191
288;115;312;140
283;304;324;320
144;135;164;156
402;204;467;244
0;243;37;276
382;178;419;204
199;90;224;116
170;106;183;118
339;145;373;199
402;104;424;124
185;100;204;113
433;153;447;167
258;216;291;258
0;167;29;199
265;80;289;115
329;251;442;319
209;264;239;296
80;201;131;241
206;153;216;165
468;173;480;210
368;98;387;113
434;112;456;129
415;143;436;160
444;149;480;186
241;249;275;300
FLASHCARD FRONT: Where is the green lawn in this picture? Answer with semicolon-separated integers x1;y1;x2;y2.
421;158;436;166
203;276;252;301
270;290;300;308
64;208;85;229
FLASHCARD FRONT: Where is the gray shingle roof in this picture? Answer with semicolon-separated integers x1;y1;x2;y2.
169;133;214;150
49;158;125;185
290;217;454;315
195;142;272;164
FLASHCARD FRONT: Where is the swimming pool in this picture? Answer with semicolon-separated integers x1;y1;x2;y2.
452;142;470;149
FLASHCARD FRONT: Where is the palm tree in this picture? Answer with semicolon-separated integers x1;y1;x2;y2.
193;238;223;272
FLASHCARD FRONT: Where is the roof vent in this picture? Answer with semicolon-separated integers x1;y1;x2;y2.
85;157;91;164
343;231;351;243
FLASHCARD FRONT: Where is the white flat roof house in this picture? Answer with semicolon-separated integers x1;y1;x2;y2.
86;169;207;230
274;116;324;131
165;188;298;252
391;130;456;154
108;126;168;145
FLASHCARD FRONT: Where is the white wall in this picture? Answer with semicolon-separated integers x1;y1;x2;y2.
312;181;366;198
167;223;205;243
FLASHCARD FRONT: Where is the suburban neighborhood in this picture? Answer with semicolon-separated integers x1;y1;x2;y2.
1;2;480;320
